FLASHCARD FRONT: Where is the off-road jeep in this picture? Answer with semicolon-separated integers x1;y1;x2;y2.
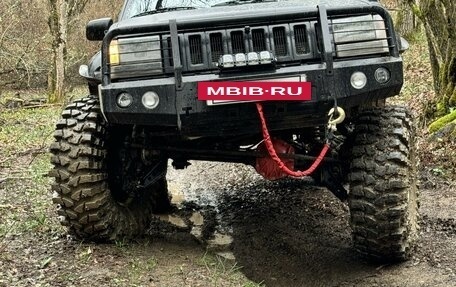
49;0;418;262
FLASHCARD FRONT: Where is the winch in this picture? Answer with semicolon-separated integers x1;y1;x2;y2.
254;102;346;180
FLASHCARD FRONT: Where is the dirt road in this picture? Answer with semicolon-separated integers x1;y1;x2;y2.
1;156;456;286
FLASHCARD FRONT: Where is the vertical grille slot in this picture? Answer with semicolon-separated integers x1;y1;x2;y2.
273;27;288;56
210;33;224;63
231;31;245;53
294;25;309;54
189;35;203;64
252;29;266;51
166;37;173;67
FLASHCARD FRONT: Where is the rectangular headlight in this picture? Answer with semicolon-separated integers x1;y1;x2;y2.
109;35;163;79
109;40;120;65
332;15;389;58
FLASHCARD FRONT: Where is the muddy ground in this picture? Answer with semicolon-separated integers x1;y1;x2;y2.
1;155;455;286
166;162;456;287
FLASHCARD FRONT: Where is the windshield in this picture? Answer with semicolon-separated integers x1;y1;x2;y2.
122;0;270;19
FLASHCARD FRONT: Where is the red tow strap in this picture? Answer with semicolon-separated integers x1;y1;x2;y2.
256;102;330;177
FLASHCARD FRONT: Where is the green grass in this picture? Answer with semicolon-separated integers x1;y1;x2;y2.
0;104;63;239
125;257;158;285
0;106;60;160
199;253;264;287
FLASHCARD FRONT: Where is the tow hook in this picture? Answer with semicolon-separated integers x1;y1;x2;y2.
325;106;348;201
326;106;346;150
327;106;346;131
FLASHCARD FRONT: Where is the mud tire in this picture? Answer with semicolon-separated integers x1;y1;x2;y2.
49;96;169;241
348;106;419;262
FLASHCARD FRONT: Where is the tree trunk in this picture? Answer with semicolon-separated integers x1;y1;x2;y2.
408;0;456;119
47;0;88;103
396;0;416;38
56;0;68;103
47;0;68;103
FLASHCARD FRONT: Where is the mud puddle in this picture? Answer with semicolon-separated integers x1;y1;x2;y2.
154;168;236;260
153;161;456;287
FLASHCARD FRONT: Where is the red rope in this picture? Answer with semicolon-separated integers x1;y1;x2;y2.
256;102;330;177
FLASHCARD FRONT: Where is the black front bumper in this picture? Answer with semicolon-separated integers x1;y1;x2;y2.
100;56;403;137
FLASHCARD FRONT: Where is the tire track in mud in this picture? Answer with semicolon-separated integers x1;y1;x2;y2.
155;161;456;287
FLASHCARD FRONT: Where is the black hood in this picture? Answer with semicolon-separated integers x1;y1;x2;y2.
114;0;379;30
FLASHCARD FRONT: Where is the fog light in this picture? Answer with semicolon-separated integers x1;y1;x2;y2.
375;67;391;84
247;52;259;65
142;91;159;109
235;53;246;66
117;92;132;108
350;72;367;89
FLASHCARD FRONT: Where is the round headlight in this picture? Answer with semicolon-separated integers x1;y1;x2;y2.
375;67;391;84
142;91;159;109
350;72;367;90
117;92;133;108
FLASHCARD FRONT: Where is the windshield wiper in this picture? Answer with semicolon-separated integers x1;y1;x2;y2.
133;7;196;18
213;0;274;7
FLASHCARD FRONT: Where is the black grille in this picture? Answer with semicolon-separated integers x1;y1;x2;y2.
210;33;224;62
231;31;245;53
273;27;288;56
183;23;313;72
252;29;266;51
189;35;203;64
294;25;309;54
